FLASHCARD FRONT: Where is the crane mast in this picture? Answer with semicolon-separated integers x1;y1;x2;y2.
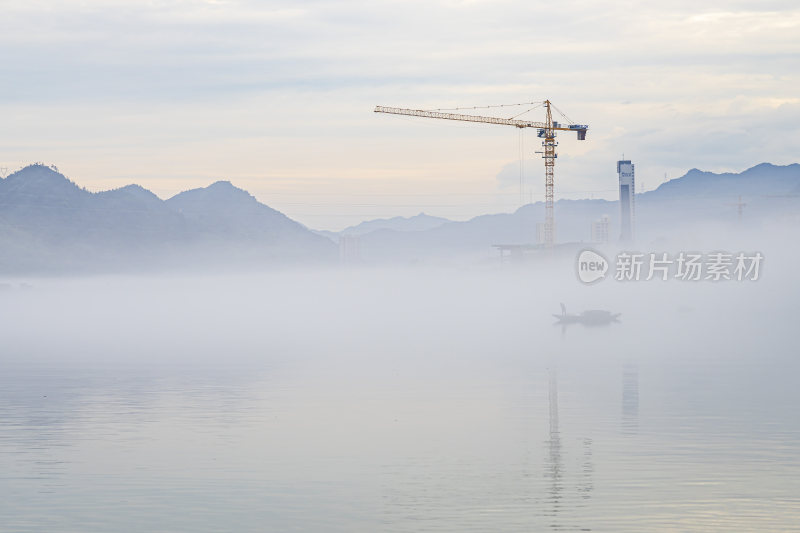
374;100;587;248
542;102;556;247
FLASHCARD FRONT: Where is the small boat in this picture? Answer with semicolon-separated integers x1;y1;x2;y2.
554;303;620;326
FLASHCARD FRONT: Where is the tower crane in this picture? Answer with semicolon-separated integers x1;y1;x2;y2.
374;100;588;247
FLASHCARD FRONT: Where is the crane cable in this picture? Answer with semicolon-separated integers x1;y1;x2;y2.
423;101;548;123
550;102;576;125
426;101;543;113
509;102;544;120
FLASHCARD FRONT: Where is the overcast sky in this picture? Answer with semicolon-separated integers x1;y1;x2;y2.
2;0;798;229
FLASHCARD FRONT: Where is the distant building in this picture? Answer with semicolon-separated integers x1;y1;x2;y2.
591;215;609;244
339;234;361;264
618;160;635;241
536;221;556;245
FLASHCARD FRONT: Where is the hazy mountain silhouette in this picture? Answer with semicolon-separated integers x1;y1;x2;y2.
646;163;800;199
166;181;321;246
0;164;335;273
2;162;798;271
342;213;451;236
314;212;452;243
352;163;800;263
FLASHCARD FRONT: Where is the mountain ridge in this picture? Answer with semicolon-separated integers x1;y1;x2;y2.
0;164;336;273
1;162;798;271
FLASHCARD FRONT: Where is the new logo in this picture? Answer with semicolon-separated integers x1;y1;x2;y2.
577;249;608;284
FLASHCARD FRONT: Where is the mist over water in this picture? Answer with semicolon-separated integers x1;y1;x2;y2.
2;0;798;527
2;235;799;532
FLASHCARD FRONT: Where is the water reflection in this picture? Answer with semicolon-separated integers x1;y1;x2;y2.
546;364;562;528
579;438;593;502
546;361;593;531
622;363;639;435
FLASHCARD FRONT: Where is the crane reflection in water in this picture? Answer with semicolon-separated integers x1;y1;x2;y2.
545;358;594;531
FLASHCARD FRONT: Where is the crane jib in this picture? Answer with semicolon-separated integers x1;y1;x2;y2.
374;106;587;139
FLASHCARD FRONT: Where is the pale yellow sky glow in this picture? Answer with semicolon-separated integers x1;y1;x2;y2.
2;0;798;229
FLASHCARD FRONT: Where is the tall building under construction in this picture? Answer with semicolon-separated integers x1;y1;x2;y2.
591;215;610;244
618;160;635;241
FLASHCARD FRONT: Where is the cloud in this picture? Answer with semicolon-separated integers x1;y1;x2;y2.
0;1;798;229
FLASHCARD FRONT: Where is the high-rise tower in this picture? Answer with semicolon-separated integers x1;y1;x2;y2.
618;160;635;242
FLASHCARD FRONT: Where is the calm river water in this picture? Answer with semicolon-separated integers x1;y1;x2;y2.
2;268;798;532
